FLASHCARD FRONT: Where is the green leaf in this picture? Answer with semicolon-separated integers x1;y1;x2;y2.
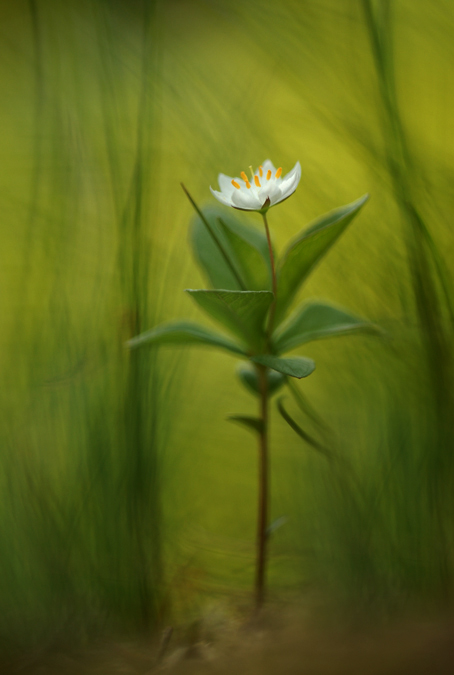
273;301;380;354
191;206;272;291
227;415;264;434
287;378;332;433
127;320;247;356
217;217;272;290
186;289;273;349
251;354;315;379
236;363;286;397
277;397;335;461
275;194;369;324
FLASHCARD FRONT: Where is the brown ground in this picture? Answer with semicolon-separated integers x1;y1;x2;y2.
3;606;454;675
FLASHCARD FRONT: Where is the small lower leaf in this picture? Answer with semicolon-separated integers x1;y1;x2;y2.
287;378;331;433
251;354;315;379
277;397;336;461
228;415;264;434
236;363;286;397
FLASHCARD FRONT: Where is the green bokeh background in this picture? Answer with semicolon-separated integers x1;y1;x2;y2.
1;0;454;651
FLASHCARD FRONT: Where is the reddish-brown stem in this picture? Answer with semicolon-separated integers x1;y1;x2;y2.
254;211;277;610
255;363;269;609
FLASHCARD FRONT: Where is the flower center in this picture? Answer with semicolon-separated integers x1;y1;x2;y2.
240;171;251;189
231;165;282;190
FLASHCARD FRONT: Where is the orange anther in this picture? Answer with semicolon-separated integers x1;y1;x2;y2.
240;171;249;182
266;170;272;180
275;167;282;178
231;179;240;189
259;165;263;177
245;179;251;189
254;175;261;188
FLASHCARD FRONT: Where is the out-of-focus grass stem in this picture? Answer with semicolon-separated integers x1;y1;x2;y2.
362;0;454;327
262;211;277;335
362;0;454;595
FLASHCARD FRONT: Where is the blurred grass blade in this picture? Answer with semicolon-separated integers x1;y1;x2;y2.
252;355;315;379
275;195;369;324
273;301;380;354
127;320;247;356
186;289;273;348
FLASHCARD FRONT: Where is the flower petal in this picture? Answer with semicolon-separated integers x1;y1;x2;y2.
210;186;234;207
279;161;301;193
267;184;283;206
231;188;262;210
278;175;299;202
218;173;234;193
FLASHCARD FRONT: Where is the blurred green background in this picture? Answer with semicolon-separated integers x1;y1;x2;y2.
1;0;454;652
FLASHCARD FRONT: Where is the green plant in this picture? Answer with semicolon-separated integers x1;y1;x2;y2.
129;159;377;608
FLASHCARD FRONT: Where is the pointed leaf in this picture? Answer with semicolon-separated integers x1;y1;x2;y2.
273;301;380;354
127;320;247;356
275;195;369;323
191;206;271;291
228;415;264;434
277;397;335;461
251;354;315;379
287;378;332;433
236;363;286;397
186;289;273;349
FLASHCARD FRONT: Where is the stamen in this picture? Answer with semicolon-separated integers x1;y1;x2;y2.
259;165;263;178
231;179;240;189
266;170;272;180
254;175;261;188
245;179;251;189
240;171;249;183
275;167;282;178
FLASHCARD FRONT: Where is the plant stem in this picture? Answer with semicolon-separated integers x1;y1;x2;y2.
253;211;277;610
255;363;269;609
262;211;277;334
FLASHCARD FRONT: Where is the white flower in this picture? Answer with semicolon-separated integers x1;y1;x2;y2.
210;159;301;212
